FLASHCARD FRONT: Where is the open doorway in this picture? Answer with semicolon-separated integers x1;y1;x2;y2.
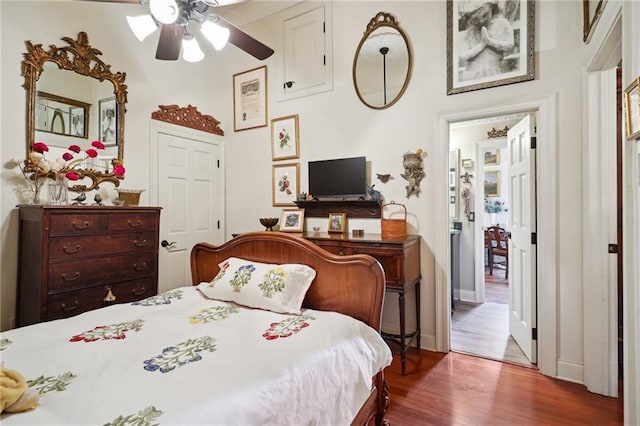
448;113;536;367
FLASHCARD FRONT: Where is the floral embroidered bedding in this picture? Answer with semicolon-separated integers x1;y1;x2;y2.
0;286;391;425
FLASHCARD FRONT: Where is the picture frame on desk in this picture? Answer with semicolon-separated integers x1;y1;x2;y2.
328;213;346;233
279;208;304;232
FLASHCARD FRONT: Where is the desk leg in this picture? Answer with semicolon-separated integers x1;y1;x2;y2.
415;282;421;350
398;290;407;375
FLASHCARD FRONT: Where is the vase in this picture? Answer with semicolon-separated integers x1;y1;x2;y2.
490;212;497;225
28;174;44;205
49;173;68;205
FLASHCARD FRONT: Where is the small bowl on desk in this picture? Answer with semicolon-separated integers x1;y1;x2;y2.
259;217;279;231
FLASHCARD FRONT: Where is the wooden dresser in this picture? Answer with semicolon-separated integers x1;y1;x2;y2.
301;232;421;375
17;205;161;326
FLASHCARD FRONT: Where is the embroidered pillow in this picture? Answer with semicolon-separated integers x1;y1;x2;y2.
197;257;316;314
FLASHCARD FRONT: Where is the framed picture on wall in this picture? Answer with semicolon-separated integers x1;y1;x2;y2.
446;0;535;95
484;171;501;197
233;65;268;132
272;163;300;206
624;77;640;140
483;147;500;166
271;114;300;160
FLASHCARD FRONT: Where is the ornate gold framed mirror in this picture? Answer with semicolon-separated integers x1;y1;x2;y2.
22;32;127;191
352;12;413;110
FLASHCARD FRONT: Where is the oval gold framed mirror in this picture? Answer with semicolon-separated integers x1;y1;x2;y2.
23;32;127;191
353;12;413;110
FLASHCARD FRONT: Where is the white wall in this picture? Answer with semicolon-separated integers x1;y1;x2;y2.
0;1;637;414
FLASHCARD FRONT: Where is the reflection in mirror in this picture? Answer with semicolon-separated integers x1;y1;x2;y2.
353;12;412;109
449;149;460;222
23;32;127;192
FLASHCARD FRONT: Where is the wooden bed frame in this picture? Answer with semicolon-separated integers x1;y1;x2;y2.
191;231;390;425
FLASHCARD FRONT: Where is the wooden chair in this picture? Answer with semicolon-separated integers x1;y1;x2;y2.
487;226;509;279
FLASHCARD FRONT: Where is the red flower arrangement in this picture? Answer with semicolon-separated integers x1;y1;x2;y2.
30;140;125;180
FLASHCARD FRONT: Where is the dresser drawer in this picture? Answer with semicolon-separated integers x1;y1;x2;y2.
351;247;403;286
109;212;158;233
48;252;157;291
49;232;157;260
46;277;157;321
49;214;109;235
310;241;354;256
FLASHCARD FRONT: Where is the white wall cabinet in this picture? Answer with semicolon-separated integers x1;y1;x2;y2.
277;2;332;101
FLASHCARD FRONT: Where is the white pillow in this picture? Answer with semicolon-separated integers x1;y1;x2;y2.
197;257;316;314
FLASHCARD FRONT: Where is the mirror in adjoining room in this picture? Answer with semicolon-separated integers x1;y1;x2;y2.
353;12;412;109
23;32;127;191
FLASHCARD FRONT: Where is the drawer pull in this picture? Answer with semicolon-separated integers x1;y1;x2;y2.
338;250;345;256
72;221;90;230
103;287;117;303
61;301;79;312
133;262;148;271
63;244;81;254
127;220;143;228
62;272;81;282
132;287;146;296
134;239;149;247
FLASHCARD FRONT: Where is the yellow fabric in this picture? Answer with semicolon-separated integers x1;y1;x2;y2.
1;367;26;413
1;367;39;413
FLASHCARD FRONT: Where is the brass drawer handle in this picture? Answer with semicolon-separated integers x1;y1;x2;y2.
103;287;116;303
127;220;142;228
72;221;90;230
338;250;345;256
63;244;81;254
61;301;79;312
132;287;146;296
134;239;148;247
62;272;81;282
133;262;148;271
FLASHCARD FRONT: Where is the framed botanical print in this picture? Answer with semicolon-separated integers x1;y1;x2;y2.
484;171;500;197
272;163;300;206
624;77;640;140
279;208;304;232
233;65;268;132
447;0;535;95
271;114;300;160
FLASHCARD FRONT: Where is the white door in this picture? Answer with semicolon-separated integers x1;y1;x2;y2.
507;115;537;363
150;121;225;293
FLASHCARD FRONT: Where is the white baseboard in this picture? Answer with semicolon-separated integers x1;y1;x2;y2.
381;324;436;351
459;289;477;302
556;360;585;385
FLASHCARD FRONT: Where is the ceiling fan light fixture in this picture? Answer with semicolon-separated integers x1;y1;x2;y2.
182;32;204;63
126;14;158;41
149;0;179;25
201;20;230;51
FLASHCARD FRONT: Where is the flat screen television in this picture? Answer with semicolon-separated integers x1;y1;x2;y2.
308;156;367;199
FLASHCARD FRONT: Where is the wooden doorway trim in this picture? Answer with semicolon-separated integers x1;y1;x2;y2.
151;105;224;136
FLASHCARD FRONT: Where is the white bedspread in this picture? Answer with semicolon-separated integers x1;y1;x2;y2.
0;286;391;425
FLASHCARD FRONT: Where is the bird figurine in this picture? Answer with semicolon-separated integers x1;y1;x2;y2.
367;185;382;201
376;173;392;183
71;192;86;205
93;194;103;206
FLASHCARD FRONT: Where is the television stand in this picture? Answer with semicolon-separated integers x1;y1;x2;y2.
293;199;381;218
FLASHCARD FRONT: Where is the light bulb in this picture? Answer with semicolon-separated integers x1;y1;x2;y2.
201;20;230;51
149;0;179;25
126;15;158;41
182;33;204;63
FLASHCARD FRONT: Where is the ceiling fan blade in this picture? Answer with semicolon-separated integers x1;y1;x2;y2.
216;16;274;60
155;24;183;61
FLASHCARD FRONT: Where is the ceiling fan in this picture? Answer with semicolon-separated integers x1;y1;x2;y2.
78;0;274;62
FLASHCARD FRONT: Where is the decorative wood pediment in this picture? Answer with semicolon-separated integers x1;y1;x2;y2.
151;104;224;136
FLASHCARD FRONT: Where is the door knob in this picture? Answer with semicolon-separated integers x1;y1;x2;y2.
161;240;176;249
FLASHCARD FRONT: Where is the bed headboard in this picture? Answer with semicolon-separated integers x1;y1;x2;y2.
190;232;386;331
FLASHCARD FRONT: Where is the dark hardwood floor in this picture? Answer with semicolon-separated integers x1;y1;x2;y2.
384;349;623;425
